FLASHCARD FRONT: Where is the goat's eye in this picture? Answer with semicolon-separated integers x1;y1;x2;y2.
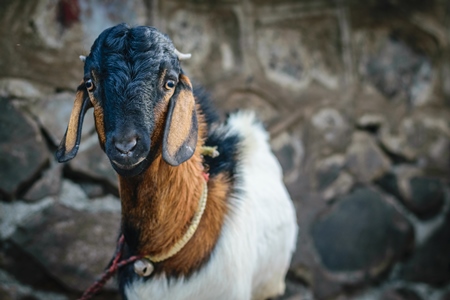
85;79;95;92
164;80;176;90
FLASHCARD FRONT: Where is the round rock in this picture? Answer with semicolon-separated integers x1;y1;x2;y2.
405;176;445;219
311;187;413;281
376;169;445;220
345;132;391;183
399;211;450;287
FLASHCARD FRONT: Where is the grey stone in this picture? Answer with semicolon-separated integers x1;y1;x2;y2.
59;180;120;213
278;278;313;300
379;115;450;171
317;164;341;191
356;113;386;128
356;113;386;133
257;27;309;90
0;198;54;239
311;187;413;279
380;287;423;300
166;7;241;83
322;172;354;202
308;108;352;156
167;10;212;70
0;269;68;300
272;132;304;184
11;204;121;292
78;0;147;47
314;155;355;201
426;134;450;176
406;176;445;219
23;164;63;202
0;78;53;100
79;181;106;198
379;128;416;162
312;109;350;147
441;291;450;300
1;238;121;299
377;166;445;219
28;92;96;146
68;135;118;190
256;14;342;91
0;99;49;199
365;36;432;105
221;91;280;124
290;265;314;290
0;0;147;90
315;155;346;191
375;172;403;200
58;179;87;210
345;132;392;183
0;1;81;89
0;239;65;294
0;287;13;300
399;211;450;287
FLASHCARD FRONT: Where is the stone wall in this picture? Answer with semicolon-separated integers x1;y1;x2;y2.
0;0;449;299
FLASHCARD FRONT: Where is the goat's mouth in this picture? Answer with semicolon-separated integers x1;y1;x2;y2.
110;156;150;177
112;157;146;170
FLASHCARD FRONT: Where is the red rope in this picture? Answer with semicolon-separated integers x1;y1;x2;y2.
78;235;142;300
202;172;210;182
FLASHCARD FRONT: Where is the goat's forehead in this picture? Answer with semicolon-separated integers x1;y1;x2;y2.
88;25;177;72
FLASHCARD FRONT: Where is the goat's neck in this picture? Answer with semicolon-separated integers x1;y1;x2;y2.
119;146;205;253
118;124;230;276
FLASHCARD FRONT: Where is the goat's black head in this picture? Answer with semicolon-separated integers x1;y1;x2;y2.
56;24;198;177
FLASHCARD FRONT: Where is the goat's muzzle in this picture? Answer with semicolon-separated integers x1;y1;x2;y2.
106;132;151;177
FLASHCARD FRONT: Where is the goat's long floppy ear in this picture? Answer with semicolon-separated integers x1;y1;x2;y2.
162;74;198;166
55;83;92;163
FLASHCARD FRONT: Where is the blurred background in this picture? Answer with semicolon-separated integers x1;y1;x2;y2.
0;0;449;299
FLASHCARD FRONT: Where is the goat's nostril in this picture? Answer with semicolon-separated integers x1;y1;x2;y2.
114;138;137;154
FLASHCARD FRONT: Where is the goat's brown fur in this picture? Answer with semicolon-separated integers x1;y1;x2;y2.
65;88;85;152
119;109;231;276
92;103;106;148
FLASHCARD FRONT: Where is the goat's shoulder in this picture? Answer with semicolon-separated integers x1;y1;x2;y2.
196;89;242;181
194;86;220;129
203;110;282;183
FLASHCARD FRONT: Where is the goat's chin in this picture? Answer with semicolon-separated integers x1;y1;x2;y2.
110;157;149;177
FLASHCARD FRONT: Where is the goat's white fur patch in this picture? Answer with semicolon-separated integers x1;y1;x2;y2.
125;111;298;300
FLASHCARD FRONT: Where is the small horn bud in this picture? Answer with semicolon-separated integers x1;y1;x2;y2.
79;55;86;62
133;259;154;277
174;48;191;61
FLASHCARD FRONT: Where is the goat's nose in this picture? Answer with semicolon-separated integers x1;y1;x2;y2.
114;137;137;154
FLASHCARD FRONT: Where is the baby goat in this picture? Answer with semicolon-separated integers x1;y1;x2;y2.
56;23;297;300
